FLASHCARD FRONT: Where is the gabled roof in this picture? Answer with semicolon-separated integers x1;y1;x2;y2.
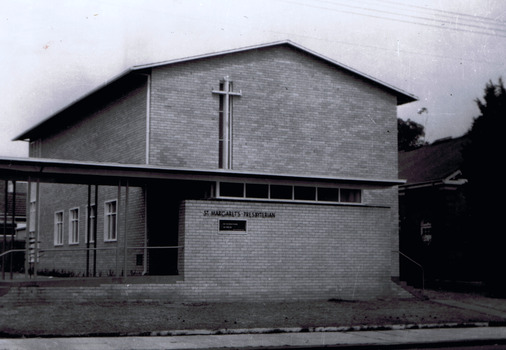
398;135;469;187
15;40;417;141
132;40;417;105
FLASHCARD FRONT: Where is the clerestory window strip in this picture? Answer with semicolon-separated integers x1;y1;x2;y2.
216;182;362;204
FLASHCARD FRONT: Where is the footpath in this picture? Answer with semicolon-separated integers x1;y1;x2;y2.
1;288;506;349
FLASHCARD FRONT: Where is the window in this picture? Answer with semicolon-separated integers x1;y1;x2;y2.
54;211;64;246
29;183;37;233
219;182;244;197
317;187;340;202
270;185;293;200
340;189;362;203
246;184;268;199
69;208;79;244
294;186;316;201
85;204;96;243
217;182;362;204
104;200;117;241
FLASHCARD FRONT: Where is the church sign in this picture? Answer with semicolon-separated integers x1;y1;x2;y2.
203;210;276;218
219;220;247;232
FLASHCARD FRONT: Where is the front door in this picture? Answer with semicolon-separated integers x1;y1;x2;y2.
147;185;180;275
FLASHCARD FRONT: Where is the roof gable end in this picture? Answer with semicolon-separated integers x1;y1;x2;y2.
15;40;417;141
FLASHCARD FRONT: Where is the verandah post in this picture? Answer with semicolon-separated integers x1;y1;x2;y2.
24;178;31;279
123;180;129;279
10;181;15;280
93;185;98;277
115;181;121;277
2;179;7;280
86;184;91;277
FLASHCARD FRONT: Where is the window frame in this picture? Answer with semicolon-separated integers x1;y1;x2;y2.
54;210;64;246
104;199;118;242
68;207;80;245
85;204;96;244
216;181;362;204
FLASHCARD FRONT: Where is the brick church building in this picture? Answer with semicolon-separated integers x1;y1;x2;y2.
8;41;416;301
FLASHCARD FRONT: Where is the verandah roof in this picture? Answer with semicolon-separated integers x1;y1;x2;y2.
0;156;404;188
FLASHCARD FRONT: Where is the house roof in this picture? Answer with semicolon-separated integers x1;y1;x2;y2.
398;135;469;186
14;40;417;142
0;181;26;218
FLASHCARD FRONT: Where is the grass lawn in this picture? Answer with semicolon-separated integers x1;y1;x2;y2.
1;291;504;337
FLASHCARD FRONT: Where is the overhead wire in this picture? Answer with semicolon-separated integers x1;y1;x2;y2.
276;0;506;38
314;0;506;31
322;0;506;33
372;0;506;27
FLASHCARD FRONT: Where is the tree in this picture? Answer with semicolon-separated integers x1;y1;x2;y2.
462;78;506;295
397;118;426;151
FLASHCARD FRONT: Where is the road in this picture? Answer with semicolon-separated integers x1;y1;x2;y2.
1;327;506;350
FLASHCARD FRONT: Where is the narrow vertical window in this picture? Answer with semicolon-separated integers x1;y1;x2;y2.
54;211;64;246
85;204;96;243
104;200;117;242
212;76;241;169
29;183;37;234
69;208;79;244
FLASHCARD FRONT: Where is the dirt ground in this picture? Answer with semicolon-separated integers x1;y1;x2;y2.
1;288;506;337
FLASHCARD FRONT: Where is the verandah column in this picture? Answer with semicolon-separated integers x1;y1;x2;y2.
2;180;7;279
115;181;121;277
86;184;91;277
10;181;15;280
123;180;129;278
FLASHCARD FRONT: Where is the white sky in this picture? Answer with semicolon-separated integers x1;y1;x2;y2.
1;0;505;157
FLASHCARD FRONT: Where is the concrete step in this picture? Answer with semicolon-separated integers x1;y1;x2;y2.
0;286;10;297
391;278;428;300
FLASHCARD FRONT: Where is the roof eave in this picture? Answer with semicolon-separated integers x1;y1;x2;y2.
132;40;418;105
13;67;140;142
0;156;405;188
14;40;417;141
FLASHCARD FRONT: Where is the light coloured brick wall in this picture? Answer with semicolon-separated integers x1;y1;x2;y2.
35;183;146;277
178;199;393;301
17;44;403;303
32;77;147;164
149;45;398;180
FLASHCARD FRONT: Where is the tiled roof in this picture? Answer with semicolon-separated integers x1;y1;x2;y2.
398;135;469;185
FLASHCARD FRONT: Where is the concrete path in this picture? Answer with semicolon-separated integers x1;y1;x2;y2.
1;327;506;350
434;299;506;319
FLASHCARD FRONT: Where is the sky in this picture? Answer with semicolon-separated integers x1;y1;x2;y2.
1;0;505;157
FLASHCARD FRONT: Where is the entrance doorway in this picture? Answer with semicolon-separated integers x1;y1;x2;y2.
146;181;211;275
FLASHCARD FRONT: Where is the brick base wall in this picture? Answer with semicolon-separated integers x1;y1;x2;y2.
178;200;394;301
2;197;403;304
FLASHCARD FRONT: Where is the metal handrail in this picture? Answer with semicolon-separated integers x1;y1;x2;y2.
0;249;25;280
0;249;25;259
1;246;184;280
0;246;183;256
393;250;424;292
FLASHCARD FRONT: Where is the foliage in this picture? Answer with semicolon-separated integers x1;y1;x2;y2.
397;118;426;151
462;78;506;295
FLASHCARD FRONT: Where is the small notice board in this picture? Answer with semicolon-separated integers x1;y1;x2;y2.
219;220;247;232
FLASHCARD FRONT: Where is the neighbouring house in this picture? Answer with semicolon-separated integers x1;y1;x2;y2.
398;135;473;285
0;181;27;273
2;41;416;301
